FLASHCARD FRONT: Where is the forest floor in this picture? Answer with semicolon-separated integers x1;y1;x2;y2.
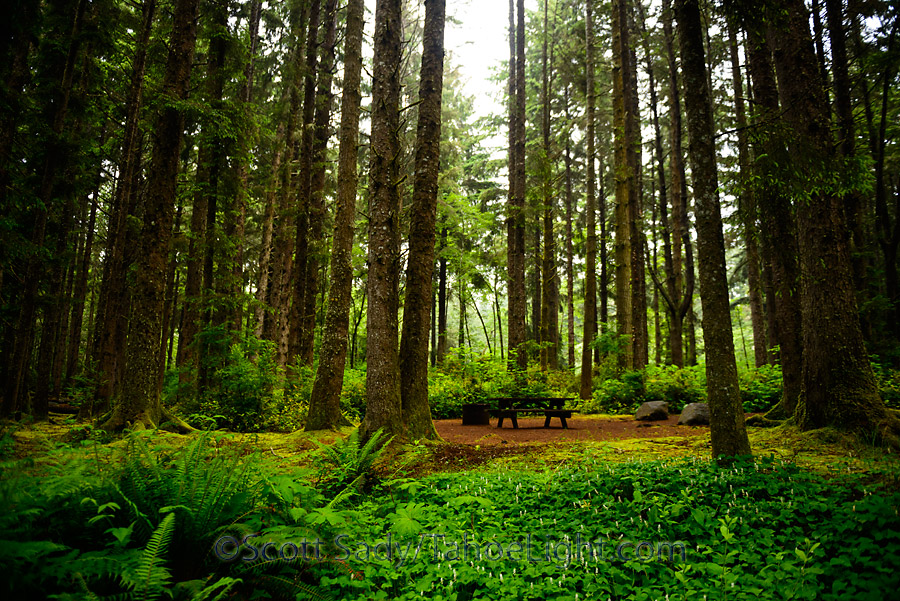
4;413;899;600
6;412;895;481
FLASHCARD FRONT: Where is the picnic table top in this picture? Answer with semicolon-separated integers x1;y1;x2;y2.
485;396;576;401
485;397;578;409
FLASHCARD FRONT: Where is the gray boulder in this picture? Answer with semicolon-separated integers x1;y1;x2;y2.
677;402;710;426
635;401;669;421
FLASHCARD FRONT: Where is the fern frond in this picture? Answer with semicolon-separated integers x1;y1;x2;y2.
256;573;336;601
126;511;175;601
327;475;364;508
71;572;101;601
191;576;242;601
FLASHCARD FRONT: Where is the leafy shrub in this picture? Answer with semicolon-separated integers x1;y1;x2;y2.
340;367;367;421
872;361;900;410
313;428;392;500
584;373;646;415
426;350;574;419
643;364;706;413
740;363;783;413
428;371;486;419
195;337;282;432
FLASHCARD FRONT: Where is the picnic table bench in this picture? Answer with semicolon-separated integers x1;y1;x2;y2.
486;397;579;429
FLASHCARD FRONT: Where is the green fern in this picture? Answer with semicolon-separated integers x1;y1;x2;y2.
123;511;176;601
314;428;393;499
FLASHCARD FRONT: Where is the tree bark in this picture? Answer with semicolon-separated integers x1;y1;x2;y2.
7;0;88;419
226;0;262;334
675;0;751;459
727;25;768;369
264;2;311;365
104;0;200;431
612;0;633;372
626;1;647;370
362;0;404;441
288;0;322;370
769;0;898;443
564;86;576;369
437;228;449;363
398;0;444;440
507;0;527;371
300;0;339;366
306;0;365;432
745;20;803;414
540;0;558;371
662;0;692;368
66;183;98;384
580;0;598;400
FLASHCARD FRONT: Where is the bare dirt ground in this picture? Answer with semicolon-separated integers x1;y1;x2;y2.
433;415;709;446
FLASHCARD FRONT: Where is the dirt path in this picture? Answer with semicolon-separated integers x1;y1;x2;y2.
434;415;709;446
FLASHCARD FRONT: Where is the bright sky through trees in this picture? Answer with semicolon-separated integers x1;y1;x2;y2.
444;0;537;122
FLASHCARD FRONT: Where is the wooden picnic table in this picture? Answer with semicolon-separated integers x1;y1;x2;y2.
486;397;579;429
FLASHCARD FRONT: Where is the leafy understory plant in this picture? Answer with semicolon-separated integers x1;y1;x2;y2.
314;428;393;500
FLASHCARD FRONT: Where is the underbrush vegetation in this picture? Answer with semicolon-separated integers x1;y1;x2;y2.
3;429;898;600
426;350;572;419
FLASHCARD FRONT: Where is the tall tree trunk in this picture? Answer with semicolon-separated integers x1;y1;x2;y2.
745;20;803;415
398;0;444;440
437;228;449;363
873;25;899;337
540;2;558;371
612;0;633;372
458;281;466;349
639;1;678;366
675;0;751;459
264;2;311;364
810;0;830;89
227;0;262;333
580;0;598;399
564;87;576;369
769;0;898;442
288;0;323;370
728;25;768;368
662;0;692;368
300;0;339;366
6;0;88;419
306;0;364;432
254;124;284;336
159;202;183;389
196;0;231;390
104;0;200;431
825;0;868;304
66;184;98;384
599;139;609;335
507;0;527;371
626;1;647;369
362;0;403;440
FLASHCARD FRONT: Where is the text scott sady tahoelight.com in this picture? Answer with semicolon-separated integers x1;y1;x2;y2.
214;532;688;567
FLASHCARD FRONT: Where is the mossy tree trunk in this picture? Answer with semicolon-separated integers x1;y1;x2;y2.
398;0;445;441
300;0;339;367
675;0;751;459
507;0;528;372
768;0;899;444
361;0;403;441
306;0;364;432
103;0;200;432
580;0;597;400
744;21;803;416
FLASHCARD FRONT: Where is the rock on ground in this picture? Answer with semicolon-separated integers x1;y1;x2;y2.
678;402;710;426
635;401;670;421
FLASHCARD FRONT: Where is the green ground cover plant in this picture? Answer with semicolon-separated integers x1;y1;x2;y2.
3;425;898;601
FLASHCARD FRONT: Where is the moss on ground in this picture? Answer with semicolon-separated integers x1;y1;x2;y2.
3;417;897;483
